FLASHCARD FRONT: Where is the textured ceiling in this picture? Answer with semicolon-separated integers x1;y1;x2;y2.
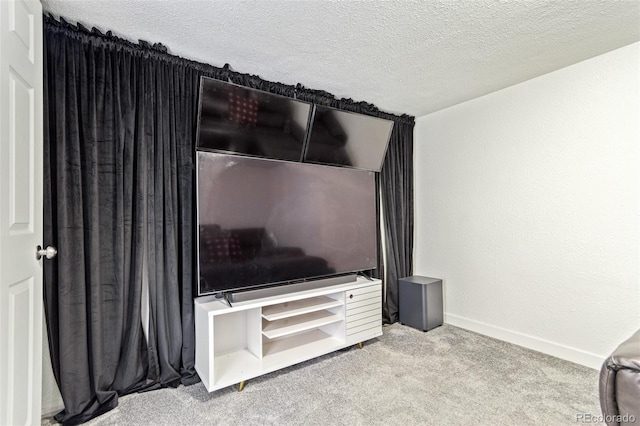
41;0;640;118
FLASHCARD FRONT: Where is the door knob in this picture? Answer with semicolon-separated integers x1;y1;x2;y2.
36;245;57;260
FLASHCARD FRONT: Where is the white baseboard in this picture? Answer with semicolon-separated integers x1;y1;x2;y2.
444;313;605;370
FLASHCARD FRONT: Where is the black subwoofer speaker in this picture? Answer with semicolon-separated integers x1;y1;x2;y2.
398;276;443;332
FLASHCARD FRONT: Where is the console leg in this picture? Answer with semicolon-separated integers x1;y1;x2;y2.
358;342;363;349
238;381;246;392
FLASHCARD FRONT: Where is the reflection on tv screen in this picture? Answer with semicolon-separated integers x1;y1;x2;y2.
305;105;394;172
196;77;312;162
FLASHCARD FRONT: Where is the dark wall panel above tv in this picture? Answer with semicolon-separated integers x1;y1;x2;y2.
196;77;313;162
304;105;394;172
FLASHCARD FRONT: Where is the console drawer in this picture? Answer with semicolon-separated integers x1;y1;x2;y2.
346;295;381;311
344;283;382;345
346;284;381;308
347;309;379;323
347;321;381;336
347;325;382;345
348;314;380;330
347;303;380;317
347;285;380;298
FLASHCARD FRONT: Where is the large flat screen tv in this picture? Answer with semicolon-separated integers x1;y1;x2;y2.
197;151;377;296
196;77;313;162
304;105;394;172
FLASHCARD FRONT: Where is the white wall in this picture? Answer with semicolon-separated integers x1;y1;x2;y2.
414;42;640;369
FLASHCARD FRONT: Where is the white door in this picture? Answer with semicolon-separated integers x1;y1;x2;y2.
0;0;44;424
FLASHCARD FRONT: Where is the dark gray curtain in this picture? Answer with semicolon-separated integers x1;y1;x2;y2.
43;18;206;424
43;15;413;424
377;121;414;323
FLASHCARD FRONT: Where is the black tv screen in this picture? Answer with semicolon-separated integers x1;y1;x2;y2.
304;105;394;172
197;151;377;296
196;77;313;162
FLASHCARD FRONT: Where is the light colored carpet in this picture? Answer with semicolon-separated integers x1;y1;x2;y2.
44;324;603;425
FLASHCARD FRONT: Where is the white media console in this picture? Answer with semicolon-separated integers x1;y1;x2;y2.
194;277;382;392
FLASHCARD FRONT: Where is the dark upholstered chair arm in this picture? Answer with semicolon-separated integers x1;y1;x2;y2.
599;329;640;426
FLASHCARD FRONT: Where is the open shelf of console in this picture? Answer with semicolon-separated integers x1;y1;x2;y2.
261;295;343;321
262;310;342;339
